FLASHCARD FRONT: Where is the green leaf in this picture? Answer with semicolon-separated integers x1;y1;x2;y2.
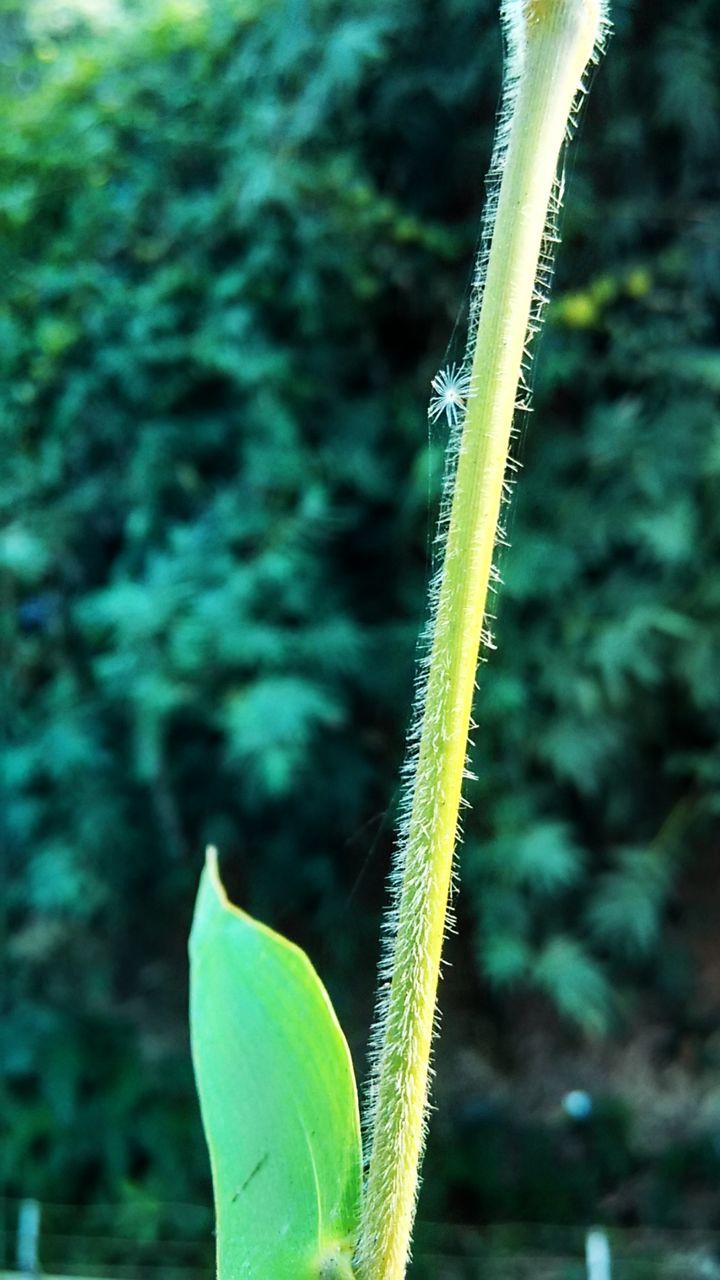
586;846;671;957
534;936;612;1036
222;677;344;798
189;849;361;1280
502;821;585;896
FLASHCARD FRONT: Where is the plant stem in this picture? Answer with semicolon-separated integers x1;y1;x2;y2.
357;4;608;1278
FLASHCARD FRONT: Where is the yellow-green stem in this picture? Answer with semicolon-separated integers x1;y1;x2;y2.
357;4;607;1278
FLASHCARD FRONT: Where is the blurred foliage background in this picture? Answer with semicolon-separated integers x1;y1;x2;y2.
2;0;720;1273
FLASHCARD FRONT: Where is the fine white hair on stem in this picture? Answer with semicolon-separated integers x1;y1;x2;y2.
358;3;612;1276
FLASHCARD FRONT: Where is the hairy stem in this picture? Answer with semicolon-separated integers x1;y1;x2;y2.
357;4;608;1278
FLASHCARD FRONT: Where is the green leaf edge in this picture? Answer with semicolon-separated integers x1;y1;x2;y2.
190;846;362;1280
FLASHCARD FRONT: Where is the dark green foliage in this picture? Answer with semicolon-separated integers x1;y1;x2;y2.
3;0;720;1251
419;1095;720;1243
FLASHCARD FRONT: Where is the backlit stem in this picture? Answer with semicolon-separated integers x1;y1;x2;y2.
357;4;607;1278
